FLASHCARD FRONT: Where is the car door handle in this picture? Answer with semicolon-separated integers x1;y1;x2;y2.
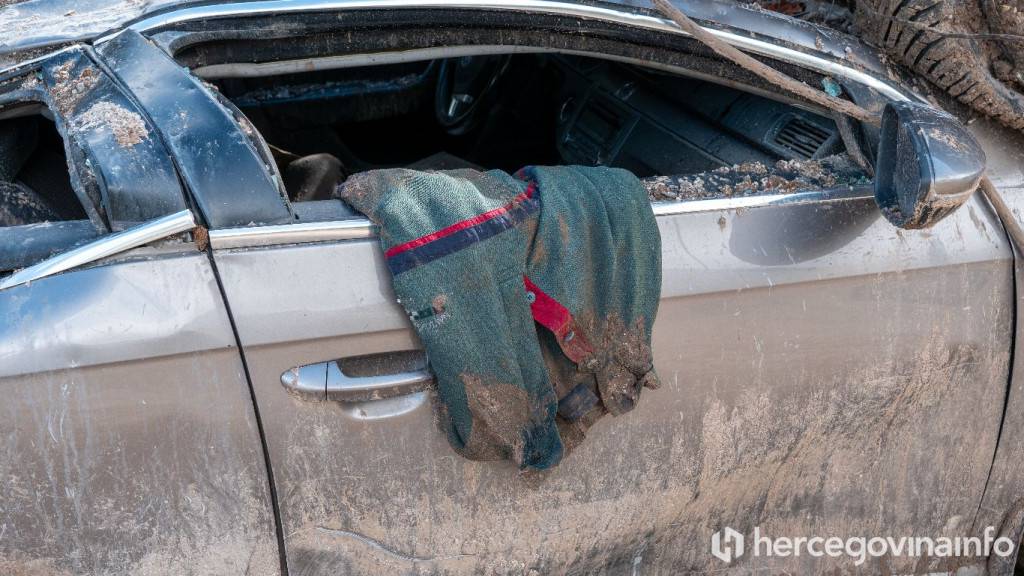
281;353;434;402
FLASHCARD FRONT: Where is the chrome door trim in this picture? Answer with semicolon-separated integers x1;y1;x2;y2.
280;359;434;402
0;210;196;290
209;186;874;250
105;0;912;103
209;218;376;249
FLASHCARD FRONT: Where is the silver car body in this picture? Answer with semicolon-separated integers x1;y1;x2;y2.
2;1;1024;574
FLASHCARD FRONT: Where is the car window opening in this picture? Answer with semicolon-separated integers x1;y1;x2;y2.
0;112;83;227
0;109;104;276
208;54;869;210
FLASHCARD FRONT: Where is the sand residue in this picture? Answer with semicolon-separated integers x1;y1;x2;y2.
49;61;99;112
76;101;148;148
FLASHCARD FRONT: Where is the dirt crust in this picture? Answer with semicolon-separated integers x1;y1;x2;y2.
76;101;149;148
49;61;98;113
645;153;869;202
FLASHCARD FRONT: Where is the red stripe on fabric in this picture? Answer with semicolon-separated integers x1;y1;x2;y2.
524;275;594;363
523;275;572;337
384;183;537;258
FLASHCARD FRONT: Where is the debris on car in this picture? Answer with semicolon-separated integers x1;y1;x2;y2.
645;154;870;202
337;165;661;470
757;0;1024;132
76;101;149;148
853;0;1024;131
753;0;856;33
2;2;1022;574
0;180;58;226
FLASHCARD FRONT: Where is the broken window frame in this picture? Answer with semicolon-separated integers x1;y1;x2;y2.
0;46;190;278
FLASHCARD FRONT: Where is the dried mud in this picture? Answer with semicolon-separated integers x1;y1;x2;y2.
49;61;98;113
268;245;1011;574
0;181;57;226
645;153;869;202
459;373;533;465
578;312;658;417
76;101;148;148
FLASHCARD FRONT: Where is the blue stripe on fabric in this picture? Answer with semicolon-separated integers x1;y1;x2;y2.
387;197;539;275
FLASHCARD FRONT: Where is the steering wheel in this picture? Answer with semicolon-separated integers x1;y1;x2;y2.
435;55;512;135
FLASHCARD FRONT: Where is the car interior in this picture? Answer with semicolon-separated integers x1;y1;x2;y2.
0;51;870;274
0;111;82;225
0;108;103;273
209;53;863;213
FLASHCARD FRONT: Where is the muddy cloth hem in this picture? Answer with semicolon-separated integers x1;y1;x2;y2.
518;166;661;420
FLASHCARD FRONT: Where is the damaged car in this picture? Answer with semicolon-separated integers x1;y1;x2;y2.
2;0;1024;574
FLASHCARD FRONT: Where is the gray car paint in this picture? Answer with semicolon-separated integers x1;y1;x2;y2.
0;43;279;575
0;248;279;574
1;0;1022;574
184;4;1019;573
214;168;1013;574
965;117;1024;571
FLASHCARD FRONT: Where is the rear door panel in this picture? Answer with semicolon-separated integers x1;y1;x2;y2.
1;46;279;575
0;252;279;575
214;190;1011;574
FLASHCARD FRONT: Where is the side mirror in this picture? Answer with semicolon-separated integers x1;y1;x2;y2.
874;101;986;229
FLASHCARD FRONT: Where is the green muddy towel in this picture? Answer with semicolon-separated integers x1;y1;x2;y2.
338;165;661;470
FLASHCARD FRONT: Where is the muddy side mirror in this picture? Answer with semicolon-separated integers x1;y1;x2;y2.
874;101;986;229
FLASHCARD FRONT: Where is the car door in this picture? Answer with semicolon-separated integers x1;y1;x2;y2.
105;9;1014;576
208;173;1013;576
0;47;279;574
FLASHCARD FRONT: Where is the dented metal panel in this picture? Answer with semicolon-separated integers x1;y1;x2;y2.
36;47;187;230
0;251;279;575
95;31;294;229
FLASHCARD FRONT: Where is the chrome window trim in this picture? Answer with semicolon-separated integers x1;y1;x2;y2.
209;187;874;250
107;0;912;104
0;210;197;290
209;218;376;249
651;185;874;215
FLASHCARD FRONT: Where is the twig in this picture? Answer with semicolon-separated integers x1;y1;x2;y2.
834;112;874;177
651;0;879;125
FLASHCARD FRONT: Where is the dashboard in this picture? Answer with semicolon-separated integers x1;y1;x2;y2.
551;57;842;177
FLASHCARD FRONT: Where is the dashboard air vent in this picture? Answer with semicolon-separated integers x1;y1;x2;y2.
773;117;832;159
